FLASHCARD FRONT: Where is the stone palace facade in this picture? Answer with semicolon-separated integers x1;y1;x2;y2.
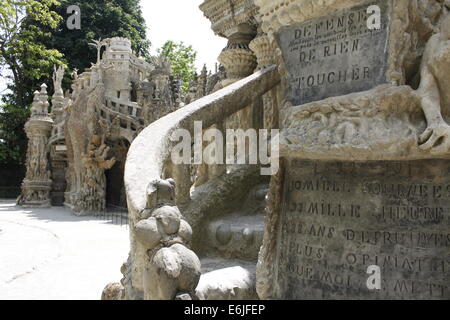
17;37;219;215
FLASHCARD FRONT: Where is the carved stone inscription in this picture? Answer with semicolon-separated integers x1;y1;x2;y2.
274;160;450;300
276;0;390;105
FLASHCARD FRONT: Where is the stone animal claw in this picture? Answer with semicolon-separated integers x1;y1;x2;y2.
418;122;450;154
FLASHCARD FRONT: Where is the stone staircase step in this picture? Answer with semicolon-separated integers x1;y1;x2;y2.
196;258;258;300
205;214;264;261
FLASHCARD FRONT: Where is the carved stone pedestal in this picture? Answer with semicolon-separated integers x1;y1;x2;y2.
20;179;52;208
18;85;54;208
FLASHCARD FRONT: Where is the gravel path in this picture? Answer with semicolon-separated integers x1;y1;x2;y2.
0;200;129;300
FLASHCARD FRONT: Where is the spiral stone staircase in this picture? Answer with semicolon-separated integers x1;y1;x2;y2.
194;182;269;299
119;66;280;300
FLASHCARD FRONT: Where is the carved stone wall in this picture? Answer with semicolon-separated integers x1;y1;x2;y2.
20;38;185;215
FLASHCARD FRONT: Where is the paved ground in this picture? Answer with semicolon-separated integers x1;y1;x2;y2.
0;200;129;300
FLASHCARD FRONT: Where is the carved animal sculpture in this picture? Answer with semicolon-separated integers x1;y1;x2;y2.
417;14;450;154
134;179;201;300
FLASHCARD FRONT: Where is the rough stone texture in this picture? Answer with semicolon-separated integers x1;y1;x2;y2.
185;165;268;250
200;0;271;184
279;84;426;161
256;159;285;300
277;12;450;162
200;0;259;39
250;33;277;71
416;14;450;154
273;159;450;300
197;265;258;300
142;243;201;300
63;38;183;215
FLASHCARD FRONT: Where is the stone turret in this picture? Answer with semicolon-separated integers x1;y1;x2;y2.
108;37;132;53
18;84;54;207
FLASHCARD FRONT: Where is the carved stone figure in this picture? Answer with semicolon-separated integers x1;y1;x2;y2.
134;179;201;300
417;14;450;154
53;65;65;97
78;135;116;213
71;68;78;80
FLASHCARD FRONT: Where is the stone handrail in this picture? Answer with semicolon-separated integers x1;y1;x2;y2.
124;65;280;217
106;97;140;116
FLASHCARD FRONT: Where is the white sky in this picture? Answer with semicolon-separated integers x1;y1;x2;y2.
0;1;226;96
143;0;227;72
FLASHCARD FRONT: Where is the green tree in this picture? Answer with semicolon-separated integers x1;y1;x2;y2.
0;0;151;165
43;0;150;74
158;40;197;93
0;0;64;164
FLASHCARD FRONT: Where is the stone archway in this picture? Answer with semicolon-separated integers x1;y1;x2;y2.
105;138;130;212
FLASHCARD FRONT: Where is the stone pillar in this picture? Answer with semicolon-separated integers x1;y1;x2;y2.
199;1;263;183
249;33;279;129
51;65;66;123
18;84;54;207
217;31;260;176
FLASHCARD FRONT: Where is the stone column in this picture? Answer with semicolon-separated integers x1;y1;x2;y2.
217;32;260;176
51;65;66;123
18;84;54;207
249;32;279;129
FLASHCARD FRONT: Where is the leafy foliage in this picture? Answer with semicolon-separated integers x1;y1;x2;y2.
42;0;151;73
0;0;150;165
0;0;64;164
158;40;197;93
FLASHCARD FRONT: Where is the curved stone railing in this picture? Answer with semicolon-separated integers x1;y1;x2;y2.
125;65;280;217
122;65;280;297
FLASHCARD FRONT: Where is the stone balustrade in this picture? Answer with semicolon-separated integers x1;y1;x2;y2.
122;65;280;297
